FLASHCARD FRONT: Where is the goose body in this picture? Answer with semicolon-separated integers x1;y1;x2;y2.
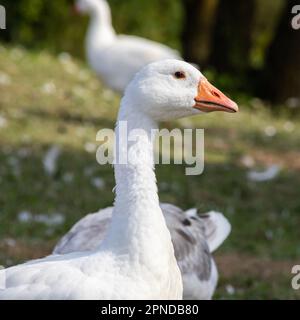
54;204;231;300
0;60;237;300
76;0;181;93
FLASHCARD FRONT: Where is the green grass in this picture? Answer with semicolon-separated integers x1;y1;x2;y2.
0;44;299;299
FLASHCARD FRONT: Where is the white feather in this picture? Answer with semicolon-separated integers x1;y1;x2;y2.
247;165;280;182
43;145;61;176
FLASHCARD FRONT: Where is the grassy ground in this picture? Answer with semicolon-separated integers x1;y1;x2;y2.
0;45;299;299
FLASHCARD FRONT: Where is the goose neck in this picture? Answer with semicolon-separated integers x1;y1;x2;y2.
87;3;116;49
103;101;174;267
114;103;159;218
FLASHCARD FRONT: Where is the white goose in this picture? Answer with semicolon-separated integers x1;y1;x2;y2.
0;60;238;300
75;0;181;93
54;205;231;300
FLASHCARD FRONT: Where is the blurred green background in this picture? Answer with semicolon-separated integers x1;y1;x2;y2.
0;0;299;299
1;0;299;103
1;0;182;56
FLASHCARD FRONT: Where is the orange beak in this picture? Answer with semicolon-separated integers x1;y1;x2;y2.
194;78;238;113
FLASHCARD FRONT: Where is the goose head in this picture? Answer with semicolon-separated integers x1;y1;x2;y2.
75;0;109;15
125;60;238;122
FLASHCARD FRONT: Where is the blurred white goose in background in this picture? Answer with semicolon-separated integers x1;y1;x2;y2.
54;204;231;299
75;0;181;93
0;60;237;299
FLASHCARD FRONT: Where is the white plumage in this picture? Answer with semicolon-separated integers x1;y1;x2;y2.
54;204;231;300
75;0;181;93
0;60;237;300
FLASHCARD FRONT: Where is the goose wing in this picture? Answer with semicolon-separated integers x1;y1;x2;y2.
53;207;113;254
160;204;213;281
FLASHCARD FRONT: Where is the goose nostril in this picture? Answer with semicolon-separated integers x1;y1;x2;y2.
211;91;221;98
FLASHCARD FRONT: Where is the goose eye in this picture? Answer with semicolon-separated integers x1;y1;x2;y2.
174;71;186;79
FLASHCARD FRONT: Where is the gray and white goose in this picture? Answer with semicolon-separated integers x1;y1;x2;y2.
54;203;231;300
